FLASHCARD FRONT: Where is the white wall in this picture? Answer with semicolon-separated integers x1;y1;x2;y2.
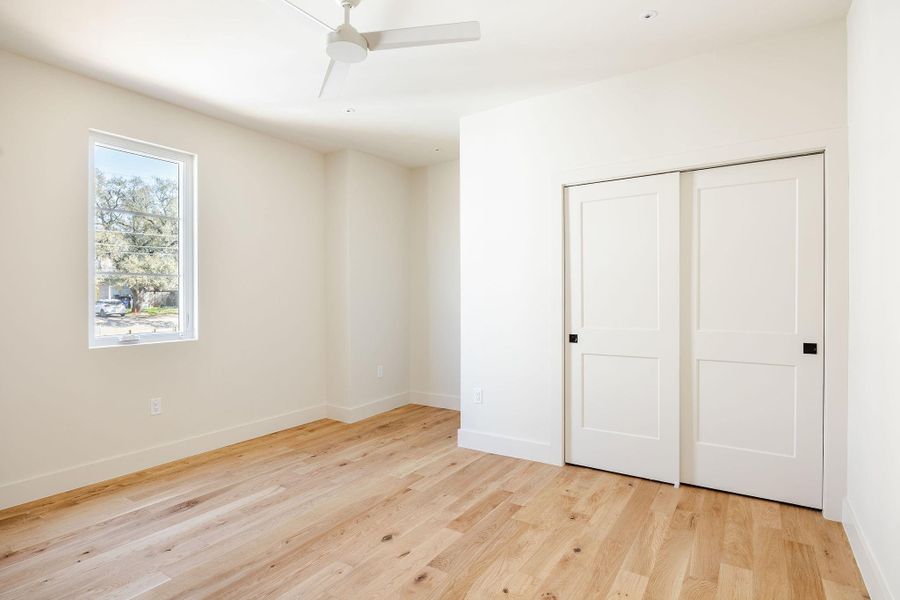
846;0;900;597
459;23;847;461
0;50;327;508
409;161;461;410
325;149;412;421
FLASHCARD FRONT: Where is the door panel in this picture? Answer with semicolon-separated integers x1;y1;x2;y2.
566;173;679;484
580;193;660;330
682;155;824;508
582;354;659;439
696;178;798;334
696;360;796;456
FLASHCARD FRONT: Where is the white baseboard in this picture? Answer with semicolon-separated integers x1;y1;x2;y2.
326;392;410;424
0;404;328;511
843;498;896;600
1;393;458;511
409;391;460;411
457;428;560;465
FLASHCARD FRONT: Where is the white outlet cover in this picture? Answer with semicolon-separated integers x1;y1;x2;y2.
150;398;162;415
377;365;384;378
474;388;483;404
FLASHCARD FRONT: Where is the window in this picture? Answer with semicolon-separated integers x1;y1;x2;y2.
88;131;196;347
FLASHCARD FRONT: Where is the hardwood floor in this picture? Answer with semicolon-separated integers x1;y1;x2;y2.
0;405;868;599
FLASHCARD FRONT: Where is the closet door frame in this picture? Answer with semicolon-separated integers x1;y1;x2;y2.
549;129;849;521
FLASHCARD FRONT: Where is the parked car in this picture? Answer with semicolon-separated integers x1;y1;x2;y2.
95;299;128;317
113;295;132;309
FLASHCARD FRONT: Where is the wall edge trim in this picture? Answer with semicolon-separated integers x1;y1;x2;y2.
0;404;329;510
457;428;561;465
843;497;896;600
326;392;411;424
409;391;460;411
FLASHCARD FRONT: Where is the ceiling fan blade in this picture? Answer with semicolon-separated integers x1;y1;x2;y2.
278;0;335;32
362;21;480;51
319;59;350;99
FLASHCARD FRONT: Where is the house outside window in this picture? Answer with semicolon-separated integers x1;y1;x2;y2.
88;131;197;347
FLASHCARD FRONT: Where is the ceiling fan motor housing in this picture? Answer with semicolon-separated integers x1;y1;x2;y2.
327;25;368;63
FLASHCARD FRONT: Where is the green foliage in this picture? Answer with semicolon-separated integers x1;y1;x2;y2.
95;171;179;312
140;306;179;316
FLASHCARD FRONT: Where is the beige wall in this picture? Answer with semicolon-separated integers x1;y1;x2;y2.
409;161;460;409
325;149;412;421
325;151;352;415
846;0;900;596
0;49;464;508
325;152;462;419
0;50;328;508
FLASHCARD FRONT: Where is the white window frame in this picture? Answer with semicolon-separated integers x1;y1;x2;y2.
88;130;198;348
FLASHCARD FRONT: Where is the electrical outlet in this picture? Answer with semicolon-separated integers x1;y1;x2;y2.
150;397;162;416
473;388;483;404
377;365;384;378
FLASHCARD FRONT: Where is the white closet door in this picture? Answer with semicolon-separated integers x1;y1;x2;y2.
682;155;824;508
565;173;679;484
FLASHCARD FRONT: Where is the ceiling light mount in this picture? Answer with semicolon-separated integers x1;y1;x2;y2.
327;25;368;63
640;10;659;20
279;0;481;99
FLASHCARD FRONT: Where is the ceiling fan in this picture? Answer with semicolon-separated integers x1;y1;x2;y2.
278;0;481;98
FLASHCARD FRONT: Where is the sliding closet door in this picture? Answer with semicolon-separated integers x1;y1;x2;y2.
681;155;824;508
565;173;679;484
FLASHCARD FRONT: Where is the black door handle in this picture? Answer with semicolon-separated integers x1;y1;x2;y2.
803;343;817;355
569;334;578;343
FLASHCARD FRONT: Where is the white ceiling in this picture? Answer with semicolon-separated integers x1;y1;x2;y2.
0;0;849;167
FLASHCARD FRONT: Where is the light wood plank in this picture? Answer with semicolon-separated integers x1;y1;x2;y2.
0;407;866;600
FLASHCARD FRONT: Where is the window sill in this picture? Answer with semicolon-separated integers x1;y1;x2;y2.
89;332;198;349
